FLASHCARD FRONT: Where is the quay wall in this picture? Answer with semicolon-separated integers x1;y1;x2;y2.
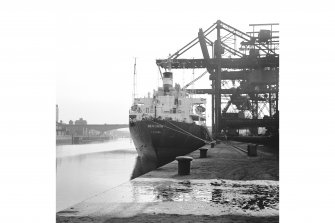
56;135;72;145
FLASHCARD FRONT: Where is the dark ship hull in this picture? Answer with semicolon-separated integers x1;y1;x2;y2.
129;119;211;167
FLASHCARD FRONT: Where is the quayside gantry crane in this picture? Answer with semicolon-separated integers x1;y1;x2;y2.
156;20;279;145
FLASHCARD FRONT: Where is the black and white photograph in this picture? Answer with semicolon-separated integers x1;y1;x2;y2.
1;1;335;223
55;3;280;221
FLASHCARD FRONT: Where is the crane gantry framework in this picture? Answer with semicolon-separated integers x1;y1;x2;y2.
156;20;279;143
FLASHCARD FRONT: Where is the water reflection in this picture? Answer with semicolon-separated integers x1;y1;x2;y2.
210;188;224;203
57;138;138;211
130;156;158;180
57;137;161;212
125;179;278;210
125;180;211;203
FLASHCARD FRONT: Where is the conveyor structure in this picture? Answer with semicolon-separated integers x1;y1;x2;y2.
156;20;279;145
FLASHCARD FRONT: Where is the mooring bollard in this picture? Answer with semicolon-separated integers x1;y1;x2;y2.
211;142;215;148
247;144;258;156
175;156;193;175
199;148;208;158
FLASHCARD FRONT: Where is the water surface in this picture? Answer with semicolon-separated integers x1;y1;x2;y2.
56;138;137;211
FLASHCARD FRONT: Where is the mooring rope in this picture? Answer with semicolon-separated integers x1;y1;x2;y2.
149;119;211;144
165;120;211;144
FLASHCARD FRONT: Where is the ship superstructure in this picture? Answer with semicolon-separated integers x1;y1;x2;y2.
129;60;211;167
129;71;207;125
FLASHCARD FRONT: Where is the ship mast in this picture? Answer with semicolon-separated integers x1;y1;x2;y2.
132;57;137;104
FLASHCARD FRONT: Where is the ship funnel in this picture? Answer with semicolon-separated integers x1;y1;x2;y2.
163;71;173;93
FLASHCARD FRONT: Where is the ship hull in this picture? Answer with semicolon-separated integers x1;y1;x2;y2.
129;119;211;167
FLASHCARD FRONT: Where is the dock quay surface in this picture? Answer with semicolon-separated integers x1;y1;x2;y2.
57;141;279;223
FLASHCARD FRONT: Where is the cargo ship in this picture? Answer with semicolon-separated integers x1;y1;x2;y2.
129;59;212;166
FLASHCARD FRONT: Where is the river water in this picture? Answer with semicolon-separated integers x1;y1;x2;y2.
56;137;139;212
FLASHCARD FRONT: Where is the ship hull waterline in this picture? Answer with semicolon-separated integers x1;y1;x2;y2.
129;119;211;168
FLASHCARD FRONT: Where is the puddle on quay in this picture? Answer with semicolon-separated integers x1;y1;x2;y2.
128;153;279;209
126;179;278;211
129;180;220;203
210;188;224;203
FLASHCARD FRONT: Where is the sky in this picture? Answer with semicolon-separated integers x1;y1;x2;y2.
55;0;281;124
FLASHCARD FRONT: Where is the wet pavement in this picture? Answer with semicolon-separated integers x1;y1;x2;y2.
57;178;278;217
57;142;279;223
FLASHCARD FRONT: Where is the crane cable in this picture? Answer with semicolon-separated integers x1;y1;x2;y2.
182;70;208;91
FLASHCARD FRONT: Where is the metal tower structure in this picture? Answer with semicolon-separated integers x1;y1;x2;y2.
156;20;279;145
